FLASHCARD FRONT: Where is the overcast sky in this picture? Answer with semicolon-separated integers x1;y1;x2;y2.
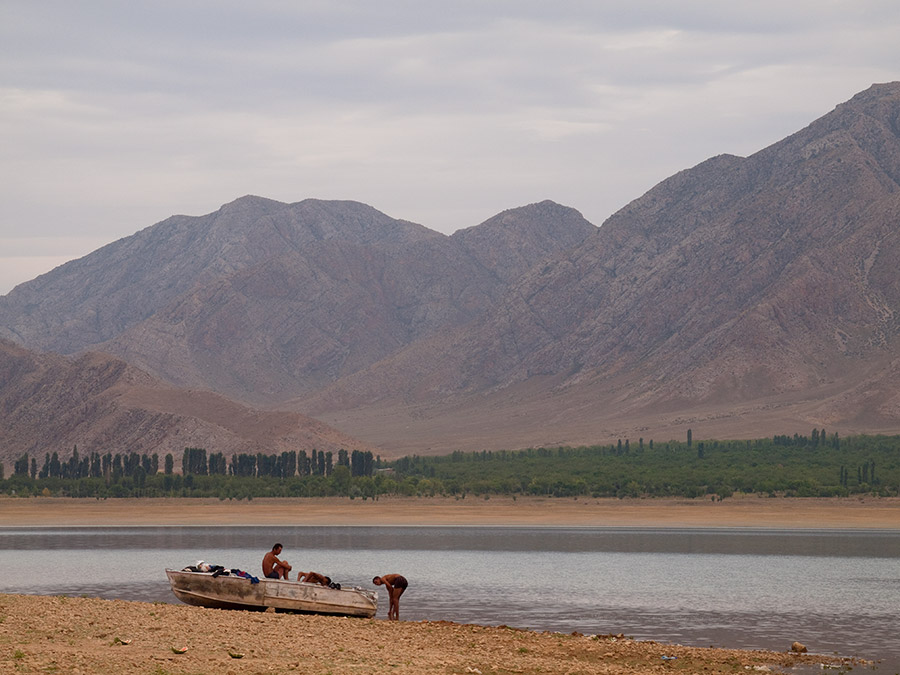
1;1;898;294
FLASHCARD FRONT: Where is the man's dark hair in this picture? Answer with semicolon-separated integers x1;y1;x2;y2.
273;543;283;550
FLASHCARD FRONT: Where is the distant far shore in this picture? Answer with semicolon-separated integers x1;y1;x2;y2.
0;494;897;528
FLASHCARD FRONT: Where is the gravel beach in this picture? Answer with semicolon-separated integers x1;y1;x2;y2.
0;594;854;674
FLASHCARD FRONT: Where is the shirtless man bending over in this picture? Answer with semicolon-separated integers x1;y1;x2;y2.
373;574;408;620
262;543;292;580
297;571;330;586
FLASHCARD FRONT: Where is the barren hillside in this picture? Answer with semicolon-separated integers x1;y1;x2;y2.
0;339;372;467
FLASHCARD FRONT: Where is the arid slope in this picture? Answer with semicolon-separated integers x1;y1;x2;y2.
0;339;372;465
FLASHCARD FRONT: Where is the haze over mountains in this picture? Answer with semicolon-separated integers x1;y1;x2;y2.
2;82;900;462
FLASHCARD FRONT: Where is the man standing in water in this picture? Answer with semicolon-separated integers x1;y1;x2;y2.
262;543;292;580
373;574;408;620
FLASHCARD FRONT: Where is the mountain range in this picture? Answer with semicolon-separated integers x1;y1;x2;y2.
2;82;900;463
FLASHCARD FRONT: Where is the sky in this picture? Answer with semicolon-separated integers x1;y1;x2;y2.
1;1;899;295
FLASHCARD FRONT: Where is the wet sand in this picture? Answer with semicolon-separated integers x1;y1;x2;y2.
0;594;854;675
0;494;898;528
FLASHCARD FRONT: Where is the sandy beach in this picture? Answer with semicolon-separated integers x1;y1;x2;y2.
0;494;898;528
0;593;855;675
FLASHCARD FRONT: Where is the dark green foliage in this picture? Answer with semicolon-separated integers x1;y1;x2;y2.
350;450;375;477
14;453;28;476
208;452;227;475
2;433;899;499
182;447;208;475
374;433;900;499
298;450;310;476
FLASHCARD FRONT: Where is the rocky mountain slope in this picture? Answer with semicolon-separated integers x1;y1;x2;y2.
0;197;442;353
297;82;900;452
0;339;373;466
0;199;595;403
3;83;900;457
466;82;900;402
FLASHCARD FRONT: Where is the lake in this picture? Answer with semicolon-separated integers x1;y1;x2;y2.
1;526;898;670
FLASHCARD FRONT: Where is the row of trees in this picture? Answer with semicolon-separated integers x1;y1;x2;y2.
1;430;897;499
183;447;376;478
1;446;383;499
7;447;378;481
772;430;840;449
11;448;160;481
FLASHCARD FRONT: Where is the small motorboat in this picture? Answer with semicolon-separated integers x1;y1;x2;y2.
166;568;377;618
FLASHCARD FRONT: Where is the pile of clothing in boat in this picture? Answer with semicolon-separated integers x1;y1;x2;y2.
182;560;259;583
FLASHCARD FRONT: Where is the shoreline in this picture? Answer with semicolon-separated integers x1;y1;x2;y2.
0;593;858;674
1;494;898;529
1;498;891;672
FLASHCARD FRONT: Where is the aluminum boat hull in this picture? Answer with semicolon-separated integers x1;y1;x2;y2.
166;569;377;618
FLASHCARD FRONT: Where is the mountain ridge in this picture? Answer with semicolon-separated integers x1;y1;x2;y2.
295;82;900;452
0;196;597;405
3;82;900;458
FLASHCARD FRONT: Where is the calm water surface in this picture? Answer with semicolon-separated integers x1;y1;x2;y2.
1;526;898;670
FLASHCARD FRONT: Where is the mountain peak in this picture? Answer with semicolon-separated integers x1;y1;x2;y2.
451;200;597;282
457;200;588;233
219;194;283;212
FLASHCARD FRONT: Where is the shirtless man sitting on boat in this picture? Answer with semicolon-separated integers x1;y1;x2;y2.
262;543;292;580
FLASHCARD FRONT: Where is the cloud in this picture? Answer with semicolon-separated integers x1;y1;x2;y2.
1;1;899;294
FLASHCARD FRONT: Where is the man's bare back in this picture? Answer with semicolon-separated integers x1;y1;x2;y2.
297;571;330;586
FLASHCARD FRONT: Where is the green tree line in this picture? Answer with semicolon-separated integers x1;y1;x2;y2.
1;430;898;499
